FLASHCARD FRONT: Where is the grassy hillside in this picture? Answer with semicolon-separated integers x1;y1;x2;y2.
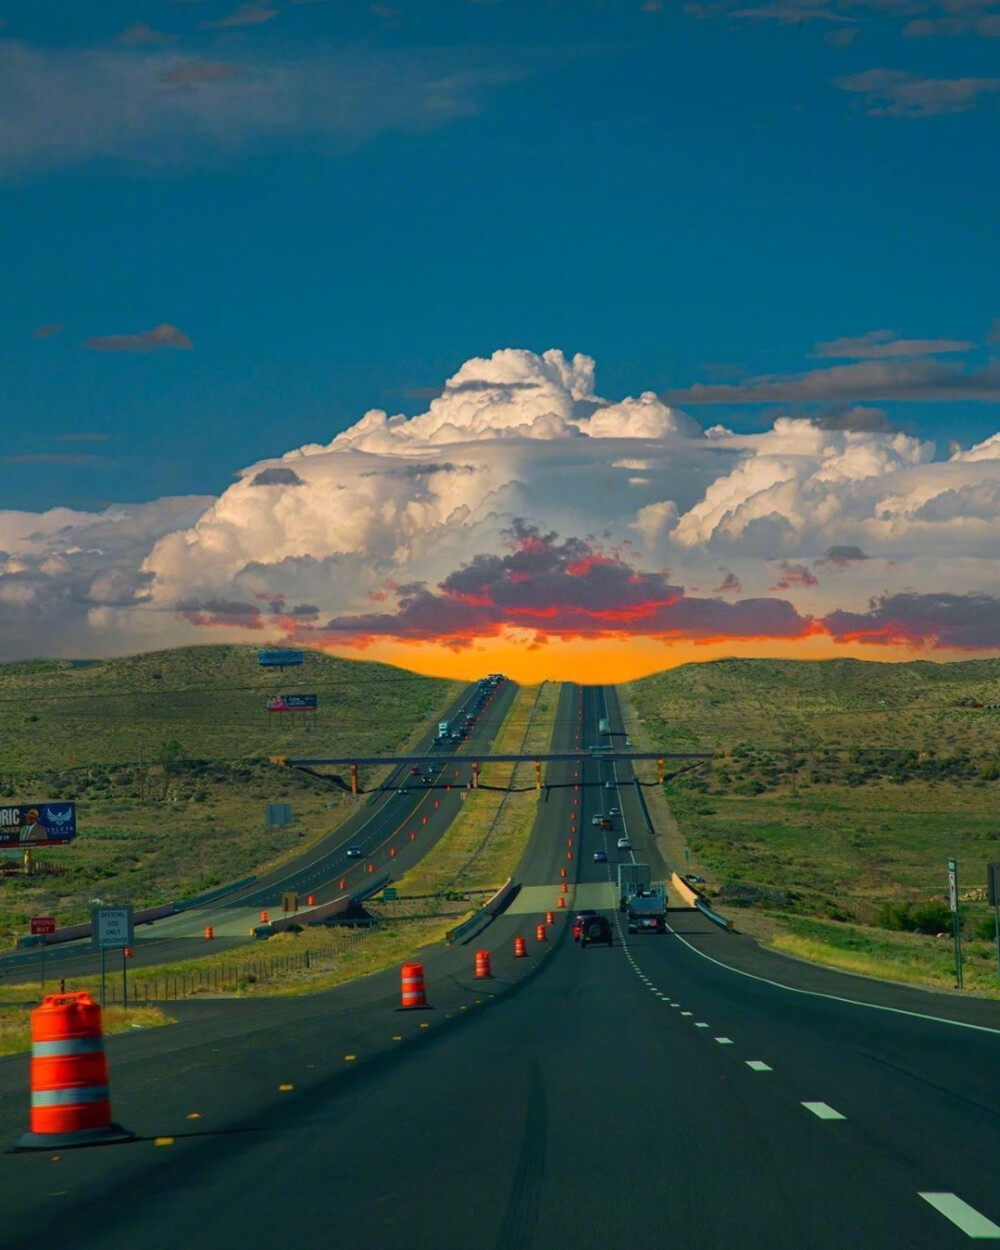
0;646;461;942
626;657;1000;993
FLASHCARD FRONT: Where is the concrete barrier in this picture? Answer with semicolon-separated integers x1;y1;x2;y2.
696;897;735;933
446;878;519;946
671;872;700;907
16;902;177;949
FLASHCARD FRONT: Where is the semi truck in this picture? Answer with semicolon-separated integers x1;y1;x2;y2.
617;862;651;911
627;884;667;934
437;721;450;740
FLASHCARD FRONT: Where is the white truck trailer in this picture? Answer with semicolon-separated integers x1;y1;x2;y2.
617;862;651;911
627;884;668;934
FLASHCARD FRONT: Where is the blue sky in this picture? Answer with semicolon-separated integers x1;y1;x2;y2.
4;0;998;512
2;1;999;677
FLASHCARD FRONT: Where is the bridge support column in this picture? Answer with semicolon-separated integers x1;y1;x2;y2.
350;763;359;796
472;760;479;789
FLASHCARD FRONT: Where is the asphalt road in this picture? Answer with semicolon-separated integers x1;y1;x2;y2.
1;684;998;1249
0;677;516;982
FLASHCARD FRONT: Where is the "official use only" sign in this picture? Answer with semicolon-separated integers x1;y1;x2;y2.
91;906;134;951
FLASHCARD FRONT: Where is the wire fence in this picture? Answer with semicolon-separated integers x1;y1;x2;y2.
104;929;372;1004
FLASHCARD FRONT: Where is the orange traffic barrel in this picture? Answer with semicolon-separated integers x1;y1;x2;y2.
558;897;566;908
261;910;269;923
546;911;554;924
367;863;374;873
339;878;346;890
536;924;547;942
567;851;573;860
561;883;569;893
390;847;397;858
400;962;428;1009
567;838;573;846
514;936;527;958
15;992;133;1150
204;925;214;940
474;950;492;979
307;894;315;906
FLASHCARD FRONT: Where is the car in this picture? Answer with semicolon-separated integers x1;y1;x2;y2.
591;814;605;827
572;910;598;940
410;766;422;776
579;914;613;948
397;787;409;795
598;818;612;831
617;836;632;850
685;873;706;884
605;780;615;790
609;806;620;817
625;738;633;747
593;849;608;863
346;846;363;858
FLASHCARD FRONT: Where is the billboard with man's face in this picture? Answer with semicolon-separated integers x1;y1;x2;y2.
0;803;77;846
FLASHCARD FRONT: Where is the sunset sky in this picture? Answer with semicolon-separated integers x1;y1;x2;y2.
2;1;998;683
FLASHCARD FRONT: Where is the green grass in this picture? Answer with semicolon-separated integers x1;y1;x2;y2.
0;646;460;944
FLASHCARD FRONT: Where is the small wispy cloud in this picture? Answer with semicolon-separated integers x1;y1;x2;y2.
158;61;239;87
904;14;1000;38
117;23;175;46
835;68;1000;117
201;3;281;28
84;323;193;353
733;3;852;23
57;433;110;443
32;323;62;339
4;453;108;466
813;330;976;358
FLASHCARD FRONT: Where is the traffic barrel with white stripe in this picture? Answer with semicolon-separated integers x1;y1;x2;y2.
15;992;134;1150
399;962;429;1009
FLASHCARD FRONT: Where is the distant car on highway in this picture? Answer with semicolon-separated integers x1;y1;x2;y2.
625;738;633;747
685;873;706;884
572;910;598;941
410;766;422;776
579;915;613;948
397;787;409;795
609;806;620;817
605;780;615;790
593;849;608;863
591;814;604;826
617;836;632;850
346;846;363;858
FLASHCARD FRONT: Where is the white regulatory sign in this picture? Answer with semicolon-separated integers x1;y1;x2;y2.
95;907;133;950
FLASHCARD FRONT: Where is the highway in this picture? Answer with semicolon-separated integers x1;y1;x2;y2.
1;684;998;1248
0;677;516;982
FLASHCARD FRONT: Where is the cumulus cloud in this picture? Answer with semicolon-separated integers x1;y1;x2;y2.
825;592;1000;649
2;348;1000;667
85;323;193;352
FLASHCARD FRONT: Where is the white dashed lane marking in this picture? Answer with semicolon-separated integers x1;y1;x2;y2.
681;1011;693;1017
715;1038;733;1045
746;1061;772;1071
695;1022;710;1029
802;1102;846;1121
919;1193;1000;1239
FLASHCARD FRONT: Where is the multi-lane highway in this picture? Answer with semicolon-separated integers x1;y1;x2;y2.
0;676;516;982
1;684;998;1249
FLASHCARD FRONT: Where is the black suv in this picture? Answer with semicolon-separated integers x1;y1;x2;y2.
579;914;613;948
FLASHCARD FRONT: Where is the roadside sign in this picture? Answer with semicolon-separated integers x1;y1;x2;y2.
988;863;1000;907
92;906;134;950
947;857;958;912
383;887;398;901
30;917;56;936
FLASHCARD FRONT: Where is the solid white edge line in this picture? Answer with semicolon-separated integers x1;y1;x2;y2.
802;1101;846;1120
665;922;1000;1037
919;1193;1000;1238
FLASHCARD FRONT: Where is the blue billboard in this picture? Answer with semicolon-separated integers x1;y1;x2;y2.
259;650;304;667
0;803;77;847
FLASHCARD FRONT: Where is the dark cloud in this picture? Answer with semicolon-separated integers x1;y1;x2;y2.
812;330;975;358
813;405;896;432
251;466;305;486
913;480;1000;522
85;323;193;352
360;462;474;480
824;592;1000;650
817;545;870;566
663;360;1000;405
177;597;265;628
769;561;819;591
835;69;1000;118
158;62;239;87
33;323;62;338
713;569;742;595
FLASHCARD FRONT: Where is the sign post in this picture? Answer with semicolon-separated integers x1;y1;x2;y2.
92;906;135;1007
947;857;963;989
988;863;1000;985
30;918;55;990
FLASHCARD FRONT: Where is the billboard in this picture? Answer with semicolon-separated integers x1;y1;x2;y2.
267;694;318;713
259;650;304;668
0;803;77;847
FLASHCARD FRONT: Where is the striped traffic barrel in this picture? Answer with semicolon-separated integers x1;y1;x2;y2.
15;992;133;1150
400;962;428;1009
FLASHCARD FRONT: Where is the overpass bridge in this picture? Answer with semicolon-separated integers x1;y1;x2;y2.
271;751;714;793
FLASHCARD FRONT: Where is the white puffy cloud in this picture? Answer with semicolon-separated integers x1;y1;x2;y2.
1;347;1000;663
